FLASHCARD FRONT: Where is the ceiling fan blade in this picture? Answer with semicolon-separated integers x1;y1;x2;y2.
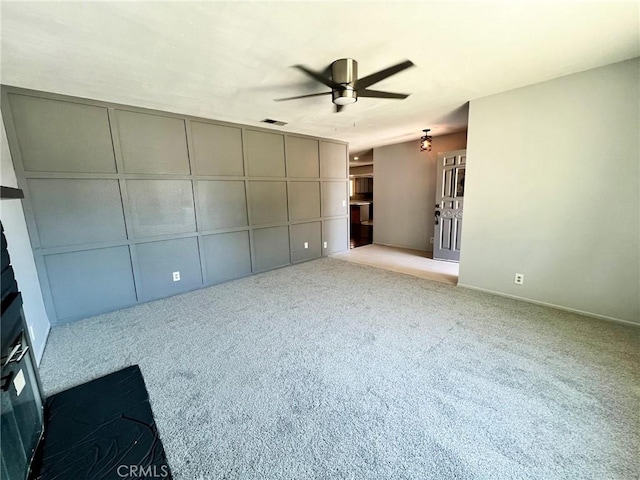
293;65;343;89
354;60;415;89
274;91;331;102
357;89;410;99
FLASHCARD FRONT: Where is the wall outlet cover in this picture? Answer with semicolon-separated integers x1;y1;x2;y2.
172;271;180;282
323;241;328;248
304;242;309;249
515;273;524;285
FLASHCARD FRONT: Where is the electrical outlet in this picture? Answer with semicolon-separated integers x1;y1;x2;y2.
304;242;309;249
323;241;328;249
430;237;434;244
173;271;180;282
341;200;346;207
514;273;524;285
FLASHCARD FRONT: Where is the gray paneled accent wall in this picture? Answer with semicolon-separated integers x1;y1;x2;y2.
1;86;349;324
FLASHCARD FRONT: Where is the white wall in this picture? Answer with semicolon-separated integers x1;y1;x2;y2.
0;111;50;362
373;132;467;251
459;58;639;325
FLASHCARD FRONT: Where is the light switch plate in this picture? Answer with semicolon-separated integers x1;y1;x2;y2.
304;242;309;249
14;369;26;396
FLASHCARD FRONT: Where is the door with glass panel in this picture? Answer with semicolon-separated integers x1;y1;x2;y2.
433;150;466;262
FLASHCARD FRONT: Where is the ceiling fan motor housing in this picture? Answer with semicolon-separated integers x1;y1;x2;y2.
331;58;358;105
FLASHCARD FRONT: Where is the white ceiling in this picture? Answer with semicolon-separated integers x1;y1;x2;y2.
1;1;638;155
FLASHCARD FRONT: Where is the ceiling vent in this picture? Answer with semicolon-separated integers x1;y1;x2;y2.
261;118;287;126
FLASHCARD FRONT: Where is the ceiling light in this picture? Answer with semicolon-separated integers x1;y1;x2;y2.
332;86;357;106
354;156;359;160
420;129;432;152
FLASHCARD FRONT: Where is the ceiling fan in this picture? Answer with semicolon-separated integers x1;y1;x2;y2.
275;58;415;112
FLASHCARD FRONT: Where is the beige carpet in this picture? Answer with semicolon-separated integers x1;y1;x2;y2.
332;244;459;284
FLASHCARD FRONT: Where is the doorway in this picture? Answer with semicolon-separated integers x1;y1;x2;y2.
349;175;373;248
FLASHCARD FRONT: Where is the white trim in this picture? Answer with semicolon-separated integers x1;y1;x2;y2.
34;323;51;366
457;283;640;328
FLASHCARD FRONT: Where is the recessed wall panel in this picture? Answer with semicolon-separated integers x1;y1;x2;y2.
197;181;248;231
191;122;244;176
253;226;290;272
286;136;319;178
320;141;347;179
127;180;196;237
116;110;190;174
322;181;348;217
201;231;252;285
323;218;349;255
135;237;202;301
28;179;126;248
245;130;285;177
289;182;320;221
44;246;136;321
248;181;288;225
8;94;116;173
291;222;321;263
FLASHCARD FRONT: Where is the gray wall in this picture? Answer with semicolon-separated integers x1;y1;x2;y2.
0;111;50;363
1;87;349;324
373;132;468;251
459;58;639;324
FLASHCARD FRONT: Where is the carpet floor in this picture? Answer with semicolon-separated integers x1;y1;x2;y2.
39;258;639;480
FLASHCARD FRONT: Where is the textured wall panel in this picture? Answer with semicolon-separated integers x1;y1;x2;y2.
127;180;196;237
201;231;252;285
320;141;347;179
245;130;285;177
252;226;290;272
288;182;321;221
248;181;288;225
28;179;126;248
322;218;349;255
135;237;202;301
8;94;116;173
116;110;190;174
322;181;348;217
290;222;322;263
44;246;136;321
191;122;244;176
286;136;319;178
197;181;248;231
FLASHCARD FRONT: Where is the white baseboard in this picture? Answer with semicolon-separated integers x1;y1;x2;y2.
35;323;51;366
457;283;639;328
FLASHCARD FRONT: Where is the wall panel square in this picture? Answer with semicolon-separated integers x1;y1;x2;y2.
201;231;252;285
127;180;196;237
197;181;248;231
320;141;347;179
44;246;136;321
28;179;126;248
322;181;348;217
8;94;116;173
323;218;349;255
248;181;288;225
252;226;290;272
245;130;285;177
286;136;319;178
116;110;190;174
135;237;202;301
191;122;244;176
291;222;321;263
289;182;320;221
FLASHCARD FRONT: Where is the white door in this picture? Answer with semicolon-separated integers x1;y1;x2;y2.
433;149;466;262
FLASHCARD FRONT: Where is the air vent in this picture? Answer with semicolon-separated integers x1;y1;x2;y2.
261;118;287;126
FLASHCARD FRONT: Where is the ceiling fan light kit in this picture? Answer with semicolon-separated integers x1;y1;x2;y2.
275;57;414;112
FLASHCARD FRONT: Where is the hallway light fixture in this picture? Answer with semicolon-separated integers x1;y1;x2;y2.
420;129;432;152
